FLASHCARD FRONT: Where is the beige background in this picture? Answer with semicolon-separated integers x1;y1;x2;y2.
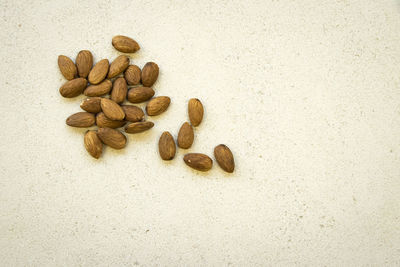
1;0;400;266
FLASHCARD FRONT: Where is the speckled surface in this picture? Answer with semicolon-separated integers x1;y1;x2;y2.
1;0;400;266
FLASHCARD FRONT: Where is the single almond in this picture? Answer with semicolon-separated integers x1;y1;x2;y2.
84;130;102;159
183;153;213;171
158;131;176;160
188;98;204;126
58;55;77;80
112;35;140;53
96;112;126;129
80;97;102;113
110;77;127;104
177;122;194;149
84;79;112;96
141;62;159;87
100;98;125;121
214;144;235;173
97;127;127;149
59;78;87;98
108;55;129;78
127;87;155;103
125;121;154;134
76;50;93;78
66;112;95;127
88;59;109;84
121;105;144;122
124;65;141;85
146;96;170;116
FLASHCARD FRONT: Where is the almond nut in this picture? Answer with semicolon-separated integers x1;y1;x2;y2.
112;35;140;53
110;77;127;104
58;55;77;80
124;65;141;85
97;127;127;149
177;122;194;149
183;153;213;171
88;59;109;84
188;98;204;126
76;50;93;78
127;87;155;103
84;130;102;159
80;97;102;113
100;98;125;121
146;96;170;116
108;55;129;78
158;131;176;160
59;78;87;98
96;112;126;129
125;121;154;134
141;62;159;87
214;144;235;173
66;112;95;127
84;79;112;96
121;105;144;122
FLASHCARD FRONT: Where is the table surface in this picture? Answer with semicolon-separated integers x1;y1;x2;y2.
1;0;400;266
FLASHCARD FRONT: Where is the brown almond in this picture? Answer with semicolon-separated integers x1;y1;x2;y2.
214;144;235;173
141;62;159;87
188;98;204;126
80;97;102;113
158;131;176;160
58;55;77;80
88;59;109;84
76;50;93;78
112;35;140;53
59;78;87;98
97;127;127;149
66;112;95;127
124;65;141;85
108;55;129;78
146;96;170;116
84;130;102;159
84;79;112;96
110;77;127;104
183;153;213;171
100;98;125;121
125;121;154;134
96;112;126;129
127;87;155;103
121;105;144;122
177;122;194;149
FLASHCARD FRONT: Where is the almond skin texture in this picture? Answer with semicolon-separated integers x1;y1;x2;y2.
124;65;141;85
66;112;95;127
121;105;144;122
214;144;235;173
96;112;126;129
80;97;102;113
158;131;176;160
125;121;154;134
127;87;155;103
110;77;127;104
88;59;109;84
183;153;213;172
146;96;170;116
100;98;125;121
108;55;129;78
97;127;127;149
84;130;102;159
84;79;112;97
188;98;204;126
141;62;159;87
59;78;87;98
58;55;77;80
177;122;194;149
76;50;93;78
112;35;140;53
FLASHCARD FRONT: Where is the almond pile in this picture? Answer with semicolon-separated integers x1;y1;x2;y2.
59;35;234;173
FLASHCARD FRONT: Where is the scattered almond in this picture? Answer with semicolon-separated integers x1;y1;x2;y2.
59;78;87;98
177;122;194;149
80;97;102;113
158;131;176;160
84;130;102;159
100;98;125;121
146;96;170;116
84;79;112;96
127;87;155;103
96;112;126;129
97;127;127;149
214;144;235;173
66;112;95;127
141;62;159;87
58;55;77;80
76;50;93;78
183;153;213;171
108;55;129;78
121;105;144;122
188;98;204;126
124;65;141;85
110;77;127;104
125;121;154;134
112;35;140;53
88;59;109;84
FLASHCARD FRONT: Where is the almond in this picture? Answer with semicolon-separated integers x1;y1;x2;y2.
97;127;127;149
158;131;176;160
84;79;112;96
110;77;127;104
100;98;125;121
214;144;235;173
141;62;159;87
84;130;102;159
127;87;155;103
188;98;204;126
88;59;109;84
146;96;170;116
76;50;93;78
58;55;77;80
112;35;140;53
183;153;213;171
124;65;141;85
121;105;144;122
80;97;102;113
59;78;87;98
125;121;154;134
96;112;126;129
177;122;194;149
66;112;95;127
108;55;129;78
